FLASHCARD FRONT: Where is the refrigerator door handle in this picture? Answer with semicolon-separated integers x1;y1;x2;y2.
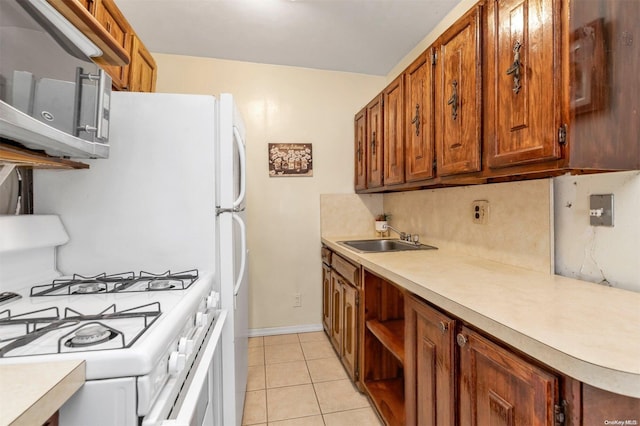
232;126;246;210
232;213;247;297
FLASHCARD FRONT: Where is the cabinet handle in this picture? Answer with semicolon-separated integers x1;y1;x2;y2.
371;131;376;155
456;333;468;347
410;103;420;136
106;21;112;33
438;321;448;334
446;80;458;120
357;140;362;161
506;40;522;94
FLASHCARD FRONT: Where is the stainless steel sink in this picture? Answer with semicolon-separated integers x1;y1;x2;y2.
338;239;437;253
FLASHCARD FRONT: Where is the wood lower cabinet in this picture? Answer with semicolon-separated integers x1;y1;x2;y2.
322;247;360;382
341;282;358;378
383;75;405;186
458;325;559;426
321;262;331;333
435;5;482;177
362;270;405;426
329;272;343;352
405;295;455;426
42;411;59;426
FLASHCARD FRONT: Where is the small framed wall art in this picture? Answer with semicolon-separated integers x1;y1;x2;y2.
268;143;313;177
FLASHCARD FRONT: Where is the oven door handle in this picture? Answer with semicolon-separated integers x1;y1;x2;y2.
161;310;227;426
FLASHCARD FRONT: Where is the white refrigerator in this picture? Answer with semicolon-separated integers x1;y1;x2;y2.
33;92;249;426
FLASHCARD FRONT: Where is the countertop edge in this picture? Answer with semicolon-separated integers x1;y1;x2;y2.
0;360;85;426
321;236;640;398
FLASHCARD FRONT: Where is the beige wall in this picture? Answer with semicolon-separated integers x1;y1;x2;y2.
154;54;384;331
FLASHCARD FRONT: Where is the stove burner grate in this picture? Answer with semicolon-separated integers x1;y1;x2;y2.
30;269;199;296
0;302;162;357
64;323;119;348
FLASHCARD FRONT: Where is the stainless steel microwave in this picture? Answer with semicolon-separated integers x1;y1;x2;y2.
0;0;111;158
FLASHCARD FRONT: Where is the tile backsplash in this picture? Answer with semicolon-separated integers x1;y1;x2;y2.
321;179;553;273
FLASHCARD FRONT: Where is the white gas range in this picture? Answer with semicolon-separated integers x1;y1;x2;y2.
0;215;226;426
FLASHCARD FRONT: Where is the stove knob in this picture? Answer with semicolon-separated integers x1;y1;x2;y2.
195;312;209;327
168;351;186;375
178;337;194;355
207;291;220;309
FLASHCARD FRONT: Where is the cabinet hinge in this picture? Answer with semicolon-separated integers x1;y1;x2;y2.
433;159;437;171
355;293;360;307
431;51;437;65
554;401;566;426
355;368;359;381
558;124;567;145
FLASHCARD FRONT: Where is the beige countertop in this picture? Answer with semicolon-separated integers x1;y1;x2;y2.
322;236;640;398
0;360;85;426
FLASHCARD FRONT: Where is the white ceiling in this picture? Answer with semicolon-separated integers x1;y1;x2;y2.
114;0;462;76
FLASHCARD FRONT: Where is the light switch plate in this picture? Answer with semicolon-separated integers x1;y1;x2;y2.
589;194;614;226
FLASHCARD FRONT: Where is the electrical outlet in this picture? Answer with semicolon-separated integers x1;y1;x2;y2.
472;200;489;224
294;293;301;307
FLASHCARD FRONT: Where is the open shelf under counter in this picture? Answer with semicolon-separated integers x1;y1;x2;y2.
366;318;405;364
364;378;405;426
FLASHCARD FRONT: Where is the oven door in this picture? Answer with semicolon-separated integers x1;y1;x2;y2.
143;310;227;426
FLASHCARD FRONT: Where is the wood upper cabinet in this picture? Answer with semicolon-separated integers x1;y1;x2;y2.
93;0;132;90
354;109;367;191
405;295;455;426
405;49;436;182
458;325;559;426
366;95;384;189
485;0;562;169
383;75;405;186
129;34;157;92
435;5;482;176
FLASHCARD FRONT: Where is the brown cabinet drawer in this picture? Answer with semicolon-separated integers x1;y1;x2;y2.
321;246;332;265
332;253;359;287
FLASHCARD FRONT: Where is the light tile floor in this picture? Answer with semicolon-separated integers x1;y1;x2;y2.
242;331;383;426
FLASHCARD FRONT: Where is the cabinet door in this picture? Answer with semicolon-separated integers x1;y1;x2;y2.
366;95;384;189
129;34;157;92
383;75;405;186
435;6;482;176
93;0;131;90
341;283;358;381
405;50;436;182
405;296;455;426
354;109;367;191
76;0;93;11
458;326;558;426
330;273;343;353
486;0;562;168
322;263;332;333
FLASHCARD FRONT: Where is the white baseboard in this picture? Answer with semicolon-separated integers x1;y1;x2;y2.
248;323;324;337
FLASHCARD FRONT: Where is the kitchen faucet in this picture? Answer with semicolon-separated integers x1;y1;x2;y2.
383;223;420;244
